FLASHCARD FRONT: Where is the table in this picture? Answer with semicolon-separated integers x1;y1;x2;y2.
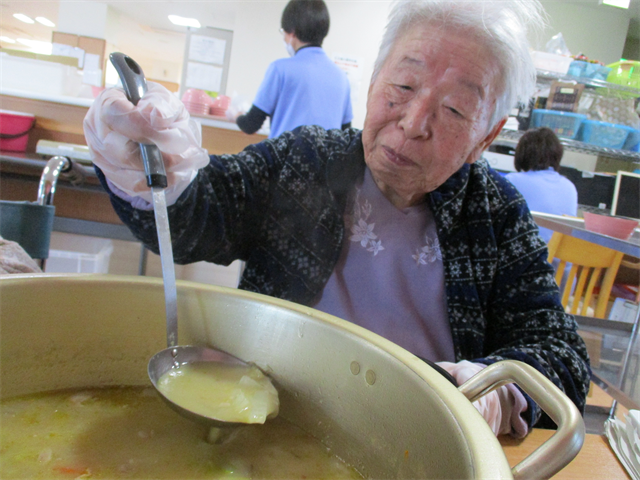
500;430;630;479
532;212;640;417
532;212;640;258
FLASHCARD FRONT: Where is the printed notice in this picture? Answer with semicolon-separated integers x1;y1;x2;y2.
332;53;364;104
82;53;102;86
189;35;226;65
185;62;223;92
52;43;85;68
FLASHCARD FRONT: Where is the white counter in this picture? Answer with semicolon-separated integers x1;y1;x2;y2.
0;87;270;137
190;112;270;136
1;87;94;108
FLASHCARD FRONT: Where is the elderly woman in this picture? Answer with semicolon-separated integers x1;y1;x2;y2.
84;0;590;438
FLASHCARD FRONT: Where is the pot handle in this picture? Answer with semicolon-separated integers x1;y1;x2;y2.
457;360;585;480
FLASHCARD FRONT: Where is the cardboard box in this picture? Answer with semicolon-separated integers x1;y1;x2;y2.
546;81;585;113
51;31;106;86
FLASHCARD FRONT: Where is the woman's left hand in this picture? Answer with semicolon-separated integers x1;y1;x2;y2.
437;360;528;437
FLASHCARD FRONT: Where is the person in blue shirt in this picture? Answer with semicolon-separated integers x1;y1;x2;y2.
236;0;353;138
506;127;578;243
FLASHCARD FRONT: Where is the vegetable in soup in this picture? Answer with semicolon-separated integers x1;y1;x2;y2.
0;386;362;479
157;362;279;424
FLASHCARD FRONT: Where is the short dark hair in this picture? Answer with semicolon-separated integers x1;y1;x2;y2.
281;0;330;45
514;127;564;172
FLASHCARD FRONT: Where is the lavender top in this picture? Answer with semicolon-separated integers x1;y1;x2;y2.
313;168;456;362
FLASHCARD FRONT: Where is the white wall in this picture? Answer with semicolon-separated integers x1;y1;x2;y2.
538;1;630;65
322;1;392;127
225;1;392;129
225;2;286;114
217;0;633;129
78;1;632;129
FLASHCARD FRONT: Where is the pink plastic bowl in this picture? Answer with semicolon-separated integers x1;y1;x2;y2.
181;88;213;106
212;95;230;109
583;212;638;240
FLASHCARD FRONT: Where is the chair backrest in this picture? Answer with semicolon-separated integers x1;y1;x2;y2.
547;232;624;318
0;201;55;260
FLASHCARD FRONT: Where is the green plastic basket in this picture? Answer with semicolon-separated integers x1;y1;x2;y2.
606;61;640;90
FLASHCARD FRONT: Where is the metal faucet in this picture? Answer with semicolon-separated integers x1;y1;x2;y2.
37;155;86;206
36;156;87;268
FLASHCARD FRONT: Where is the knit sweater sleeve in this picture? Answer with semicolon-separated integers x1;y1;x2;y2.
94;126;358;281
476;171;590;429
435;163;590;430
94;132;299;266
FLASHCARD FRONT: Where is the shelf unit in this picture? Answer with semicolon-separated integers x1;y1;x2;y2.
535;69;640;97
495;69;640;164
495;129;640;162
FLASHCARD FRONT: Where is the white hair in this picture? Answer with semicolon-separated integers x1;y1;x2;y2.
372;0;547;129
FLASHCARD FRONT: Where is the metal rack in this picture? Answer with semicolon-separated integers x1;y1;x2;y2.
496;69;640;164
535;69;640;97
495;129;640;162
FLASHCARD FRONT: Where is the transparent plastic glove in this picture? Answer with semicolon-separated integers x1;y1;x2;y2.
83;81;210;206
437;360;528;438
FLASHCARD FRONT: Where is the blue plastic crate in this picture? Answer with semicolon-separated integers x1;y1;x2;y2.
577;120;635;149
623;128;640;152
567;60;611;81
530;109;586;139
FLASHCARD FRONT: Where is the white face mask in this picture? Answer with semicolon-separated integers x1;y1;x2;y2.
284;40;295;57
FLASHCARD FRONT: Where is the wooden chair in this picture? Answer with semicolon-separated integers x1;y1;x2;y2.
547;232;625;319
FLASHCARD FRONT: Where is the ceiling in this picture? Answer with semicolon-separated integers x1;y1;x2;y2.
0;0;638;60
0;1;240;63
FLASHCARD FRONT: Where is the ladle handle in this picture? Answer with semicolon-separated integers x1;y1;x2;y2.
109;52;167;189
458;360;585;480
109;52;178;348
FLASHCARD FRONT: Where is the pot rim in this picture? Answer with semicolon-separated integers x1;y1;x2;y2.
0;273;513;479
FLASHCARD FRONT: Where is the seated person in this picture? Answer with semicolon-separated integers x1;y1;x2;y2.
506;127;578;243
84;0;590;438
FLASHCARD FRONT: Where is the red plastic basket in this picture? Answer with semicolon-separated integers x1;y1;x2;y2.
0;110;35;152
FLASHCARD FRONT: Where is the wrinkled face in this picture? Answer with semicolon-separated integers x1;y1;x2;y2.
362;24;506;207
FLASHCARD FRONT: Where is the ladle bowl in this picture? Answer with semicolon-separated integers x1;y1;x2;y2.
148;345;249;428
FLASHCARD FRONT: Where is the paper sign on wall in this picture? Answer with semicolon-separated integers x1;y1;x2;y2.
185;62;223;92
332;53;364;105
180;27;233;98
189;35;226;65
52;43;85;68
82;53;102;86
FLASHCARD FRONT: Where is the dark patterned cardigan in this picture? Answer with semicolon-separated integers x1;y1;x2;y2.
97;125;590;429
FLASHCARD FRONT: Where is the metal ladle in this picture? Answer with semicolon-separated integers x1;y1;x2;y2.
109;52;255;428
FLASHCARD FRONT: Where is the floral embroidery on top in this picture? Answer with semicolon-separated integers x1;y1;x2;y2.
347;186;441;264
413;235;442;266
348;190;385;256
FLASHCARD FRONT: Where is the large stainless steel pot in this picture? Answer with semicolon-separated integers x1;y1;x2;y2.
0;274;584;479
